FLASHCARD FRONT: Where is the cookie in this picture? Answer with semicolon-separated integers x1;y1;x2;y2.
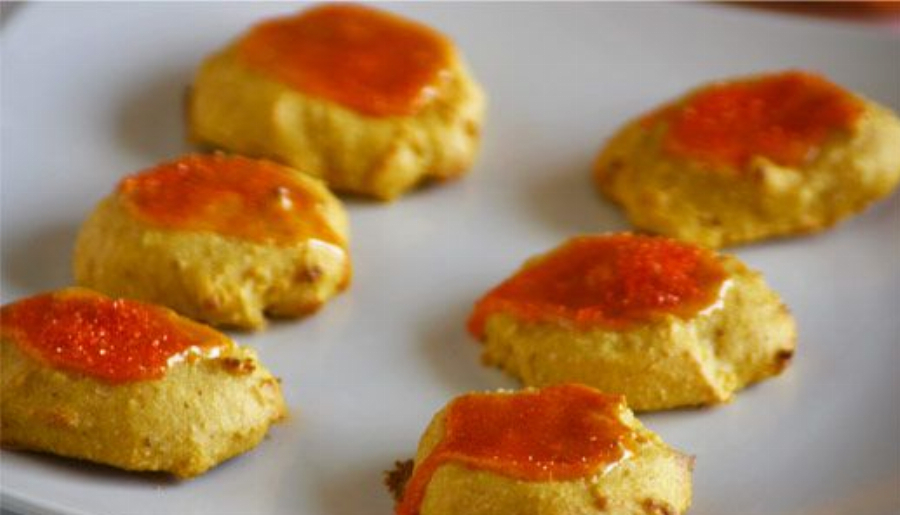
469;233;796;410
74;153;350;329
189;4;486;200
0;288;286;478
389;384;692;515
594;71;900;247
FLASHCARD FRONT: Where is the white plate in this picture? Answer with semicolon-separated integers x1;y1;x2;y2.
2;3;899;515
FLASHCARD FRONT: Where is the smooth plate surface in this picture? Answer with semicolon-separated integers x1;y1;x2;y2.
1;3;899;515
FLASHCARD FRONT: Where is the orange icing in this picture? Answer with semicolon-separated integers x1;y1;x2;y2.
395;384;634;515
237;3;452;117
468;234;727;337
0;289;225;383
117;154;341;247
654;71;861;169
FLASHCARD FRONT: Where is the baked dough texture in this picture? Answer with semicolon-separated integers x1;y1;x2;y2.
476;244;796;411
188;12;486;201
0;290;286;478
73;161;351;330
401;388;693;515
594;74;900;248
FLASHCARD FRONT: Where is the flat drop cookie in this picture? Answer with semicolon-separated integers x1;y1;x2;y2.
189;3;486;200
0;288;286;478
388;384;693;515
594;71;900;247
468;233;796;411
74;153;350;330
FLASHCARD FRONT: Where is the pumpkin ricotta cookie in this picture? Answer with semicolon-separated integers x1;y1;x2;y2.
189;3;486;200
468;233;796;411
74;153;350;330
0;288;286;478
594;71;900;247
388;384;693;515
